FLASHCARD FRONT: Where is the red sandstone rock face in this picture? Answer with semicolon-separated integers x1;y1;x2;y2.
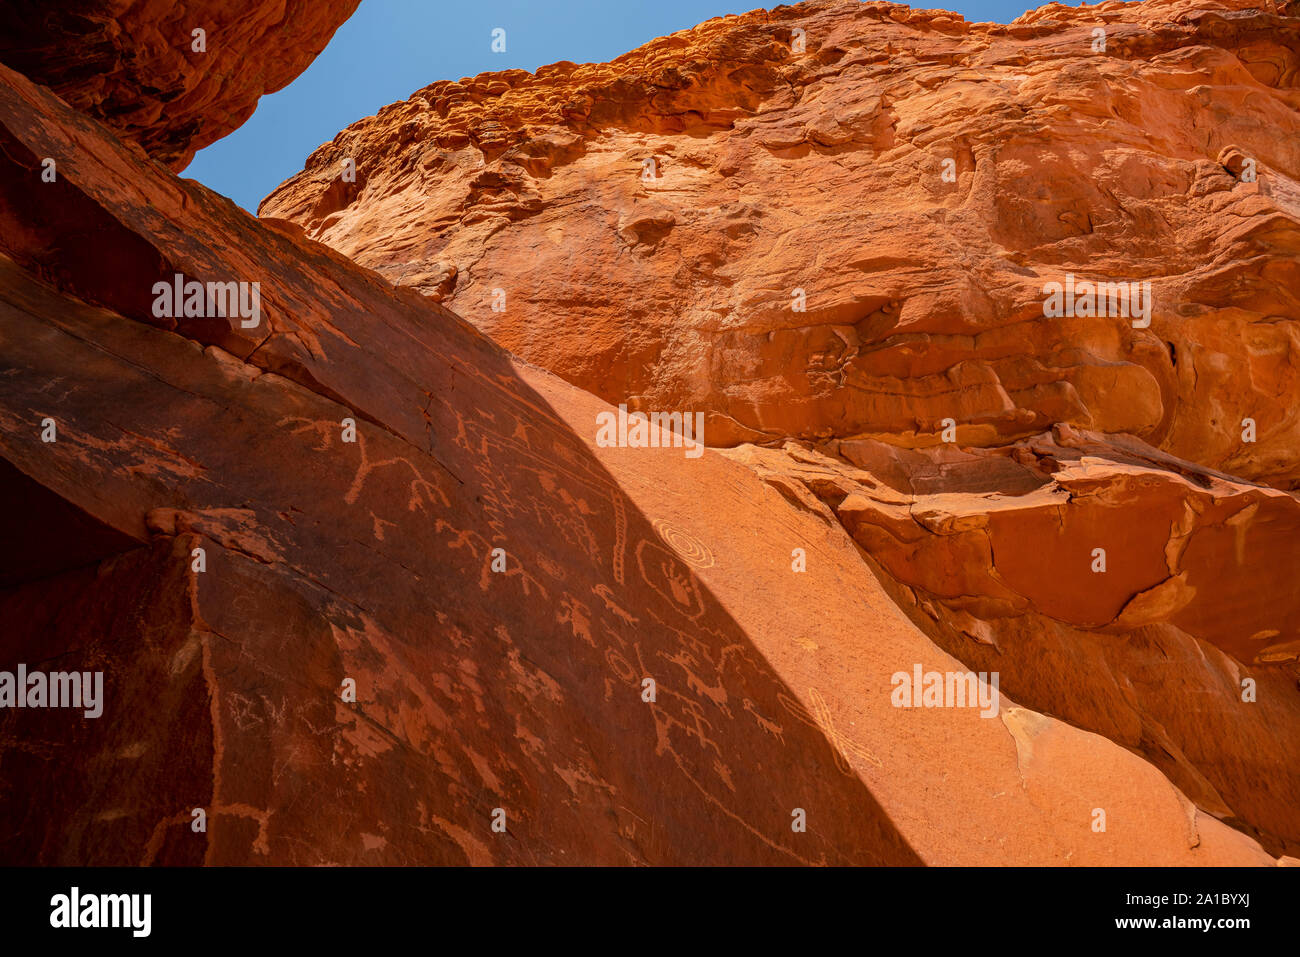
262;0;1300;487
252;0;1300;862
0;0;360;170
727;429;1300;853
0;43;1285;864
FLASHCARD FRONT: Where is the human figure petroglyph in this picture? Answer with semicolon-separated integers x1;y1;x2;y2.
647;687;723;761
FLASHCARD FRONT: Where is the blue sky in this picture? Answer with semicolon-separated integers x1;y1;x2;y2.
187;0;1081;212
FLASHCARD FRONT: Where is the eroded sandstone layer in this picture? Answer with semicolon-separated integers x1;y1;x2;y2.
0;14;1287;863
726;430;1300;852
0;0;360;170
263;0;1300;485
258;0;1300;858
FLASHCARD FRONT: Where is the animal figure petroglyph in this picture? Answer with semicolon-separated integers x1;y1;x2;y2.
276;415;451;509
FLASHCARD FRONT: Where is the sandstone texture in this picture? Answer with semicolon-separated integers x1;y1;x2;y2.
0;9;1288;863
258;0;1300;859
727;429;1300;852
263;0;1300;486
0;0;1296;866
0;0;360;170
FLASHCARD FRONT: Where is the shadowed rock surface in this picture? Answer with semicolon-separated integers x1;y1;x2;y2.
0;0;360;170
0;25;1286;863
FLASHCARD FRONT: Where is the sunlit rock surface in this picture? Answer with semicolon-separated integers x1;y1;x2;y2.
263;0;1300;486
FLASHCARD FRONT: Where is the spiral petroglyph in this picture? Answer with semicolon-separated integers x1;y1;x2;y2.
652;519;715;569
